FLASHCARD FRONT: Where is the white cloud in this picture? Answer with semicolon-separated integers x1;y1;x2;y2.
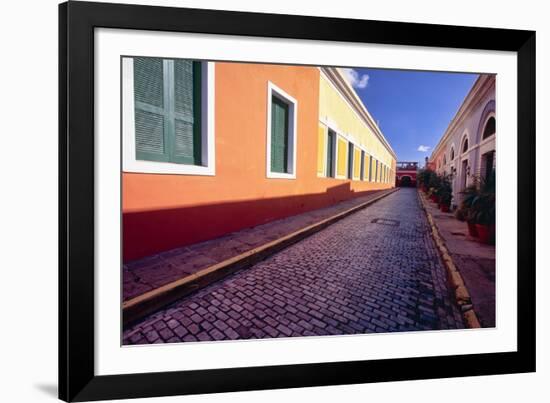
341;68;370;89
417;145;431;152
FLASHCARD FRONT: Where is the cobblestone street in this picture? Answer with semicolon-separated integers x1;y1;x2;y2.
123;188;464;344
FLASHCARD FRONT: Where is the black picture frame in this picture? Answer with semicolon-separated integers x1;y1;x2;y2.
59;1;536;401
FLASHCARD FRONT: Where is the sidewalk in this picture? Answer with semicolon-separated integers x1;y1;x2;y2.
123;188;398;324
418;191;495;327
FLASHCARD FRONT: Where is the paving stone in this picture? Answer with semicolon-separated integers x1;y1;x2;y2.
197;331;212;341
173;326;188;338
224;328;240;340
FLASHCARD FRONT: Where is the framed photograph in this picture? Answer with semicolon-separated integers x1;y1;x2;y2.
59;1;535;401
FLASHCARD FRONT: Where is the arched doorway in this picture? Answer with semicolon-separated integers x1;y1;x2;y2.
399;175;412;187
459;134;470;191
482;116;495;140
480;115;496;181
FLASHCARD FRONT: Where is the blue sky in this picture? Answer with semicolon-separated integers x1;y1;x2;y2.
342;68;478;165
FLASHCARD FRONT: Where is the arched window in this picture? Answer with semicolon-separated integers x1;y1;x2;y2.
482;116;496;140
443;154;447;165
462;138;469;153
450;147;455;161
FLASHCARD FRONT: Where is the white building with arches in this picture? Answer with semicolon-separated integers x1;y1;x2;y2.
429;74;496;206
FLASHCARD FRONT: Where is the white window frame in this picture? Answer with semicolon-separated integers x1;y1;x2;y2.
324;125;338;179
122;58;216;175
266;81;298;179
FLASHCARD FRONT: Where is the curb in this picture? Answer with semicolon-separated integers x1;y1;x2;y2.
123;187;400;326
417;190;481;329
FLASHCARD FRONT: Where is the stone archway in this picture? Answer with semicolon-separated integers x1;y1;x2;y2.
475;100;496;144
399;175;412;187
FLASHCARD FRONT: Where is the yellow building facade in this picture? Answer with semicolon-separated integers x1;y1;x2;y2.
317;68;396;185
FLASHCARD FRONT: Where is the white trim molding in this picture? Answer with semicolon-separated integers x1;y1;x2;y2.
266;81;298;180
122;58;216;175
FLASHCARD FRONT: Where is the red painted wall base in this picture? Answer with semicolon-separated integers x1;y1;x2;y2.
123;185;390;262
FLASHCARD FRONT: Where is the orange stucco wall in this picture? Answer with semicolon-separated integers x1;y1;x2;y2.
123;62;393;261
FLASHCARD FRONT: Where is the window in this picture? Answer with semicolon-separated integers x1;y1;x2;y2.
450;147;455;161
317;125;326;176
347;142;354;179
360;150;365;180
353;147;361;179
461;159;468;190
481;151;495;180
482;117;496;140
133;57;202;164
270;96;289;173
123;57;214;175
369;156;373;181
326;129;336;178
336;137;348;178
266;82;297;179
375;160;379;182
462;138;469;153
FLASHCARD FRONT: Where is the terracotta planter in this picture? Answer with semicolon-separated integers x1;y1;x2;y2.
467;221;478;237
475;224;495;244
440;204;450;213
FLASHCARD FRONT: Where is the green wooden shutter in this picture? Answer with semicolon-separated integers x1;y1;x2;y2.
171;60;202;165
360;150;365;180
134;57;169;162
271;96;289;173
326;130;334;177
133;57;202;165
347;142;354;179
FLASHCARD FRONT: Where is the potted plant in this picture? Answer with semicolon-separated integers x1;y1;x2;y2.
460;179;480;237
417;169;434;193
469;171;495;244
428;173;441;203
454;205;467;221
438;175;452;212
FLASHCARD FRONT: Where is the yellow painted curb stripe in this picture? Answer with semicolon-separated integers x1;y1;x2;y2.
417;190;481;329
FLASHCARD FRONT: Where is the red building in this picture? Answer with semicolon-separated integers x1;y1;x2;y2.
395;161;418;187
